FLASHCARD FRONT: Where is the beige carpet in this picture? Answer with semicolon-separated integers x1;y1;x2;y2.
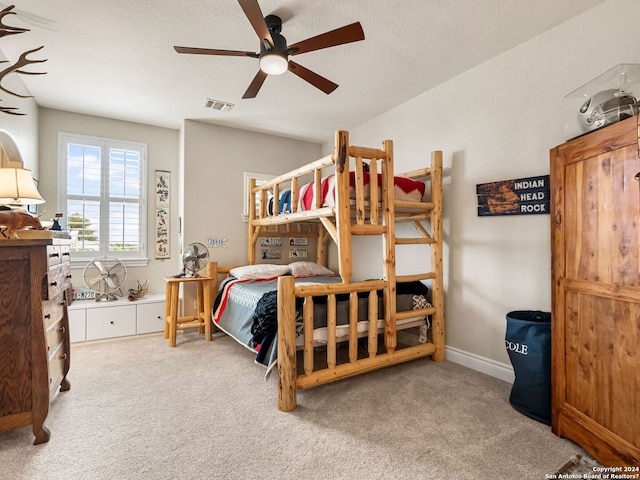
0;332;587;480
556;454;603;475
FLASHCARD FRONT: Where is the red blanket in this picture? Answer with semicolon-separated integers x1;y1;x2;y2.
298;172;425;211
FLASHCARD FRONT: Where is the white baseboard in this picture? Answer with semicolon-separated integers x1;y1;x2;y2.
445;346;515;384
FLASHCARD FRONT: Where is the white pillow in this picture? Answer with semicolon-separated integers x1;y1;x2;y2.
289;261;336;278
230;264;290;280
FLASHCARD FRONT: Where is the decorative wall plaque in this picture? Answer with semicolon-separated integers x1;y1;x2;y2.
476;175;550;217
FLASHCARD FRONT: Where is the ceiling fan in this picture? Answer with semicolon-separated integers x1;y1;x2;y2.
173;0;365;99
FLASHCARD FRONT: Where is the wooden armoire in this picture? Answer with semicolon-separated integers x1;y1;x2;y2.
550;114;640;467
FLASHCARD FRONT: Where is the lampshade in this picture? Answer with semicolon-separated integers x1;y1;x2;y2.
0;168;45;205
259;52;288;75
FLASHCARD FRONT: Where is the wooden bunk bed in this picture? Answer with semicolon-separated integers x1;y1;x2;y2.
211;130;444;411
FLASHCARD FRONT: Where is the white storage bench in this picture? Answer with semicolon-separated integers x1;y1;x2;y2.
68;293;165;342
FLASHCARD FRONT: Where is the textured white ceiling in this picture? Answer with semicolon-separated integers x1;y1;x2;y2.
0;0;604;142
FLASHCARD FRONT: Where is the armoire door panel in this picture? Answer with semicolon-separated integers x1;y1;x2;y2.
564;290;640;447
551;114;640;466
564;145;640;286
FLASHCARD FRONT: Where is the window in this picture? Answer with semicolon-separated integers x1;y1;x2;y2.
59;133;147;266
242;171;275;222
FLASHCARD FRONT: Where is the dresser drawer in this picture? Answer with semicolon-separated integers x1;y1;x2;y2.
42;298;65;329
59;246;71;264
46;246;63;266
45;320;66;356
45;263;72;300
47;343;67;398
86;304;136;340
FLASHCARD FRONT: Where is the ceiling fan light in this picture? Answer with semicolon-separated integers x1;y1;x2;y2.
260;53;288;75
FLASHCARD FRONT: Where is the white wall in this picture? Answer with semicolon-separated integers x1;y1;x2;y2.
38;108;181;294
0;48;39;174
181;120;322;266
333;0;640;371
179;120;321;313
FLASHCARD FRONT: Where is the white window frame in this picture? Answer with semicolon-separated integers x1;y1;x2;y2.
58;132;148;267
242;171;275;222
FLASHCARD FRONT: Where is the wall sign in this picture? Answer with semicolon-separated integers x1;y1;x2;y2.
289;248;308;259
260;237;282;247
206;236;228;248
476;175;550;217
262;249;282;260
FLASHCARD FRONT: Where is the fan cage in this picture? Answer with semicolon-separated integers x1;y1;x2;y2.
82;256;128;302
180;242;210;277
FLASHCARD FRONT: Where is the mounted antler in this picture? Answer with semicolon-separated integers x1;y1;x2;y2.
0;5;46;115
0;5;29;38
0;46;47;98
0;101;25;115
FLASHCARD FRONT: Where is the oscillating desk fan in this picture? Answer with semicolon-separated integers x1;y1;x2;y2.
177;242;209;277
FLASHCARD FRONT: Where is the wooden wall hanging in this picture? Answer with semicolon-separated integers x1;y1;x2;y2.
476;175;550;216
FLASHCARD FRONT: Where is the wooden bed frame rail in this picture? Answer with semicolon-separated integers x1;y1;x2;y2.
276;275;439;410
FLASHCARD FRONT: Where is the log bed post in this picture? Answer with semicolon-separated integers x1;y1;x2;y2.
277;275;297;411
381;139;397;353
205;261;218;334
334;130;353;283
248;178;256;265
430;150;445;362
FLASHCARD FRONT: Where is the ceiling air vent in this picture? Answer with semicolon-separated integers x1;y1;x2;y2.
203;98;234;112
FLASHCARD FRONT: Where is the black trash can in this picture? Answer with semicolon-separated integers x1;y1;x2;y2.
505;310;551;425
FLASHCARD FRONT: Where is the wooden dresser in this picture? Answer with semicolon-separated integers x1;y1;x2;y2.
550;115;640;466
0;239;72;444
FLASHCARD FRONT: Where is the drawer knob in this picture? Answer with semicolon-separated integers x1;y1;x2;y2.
66;275;72;279
62;252;70;257
110;321;115;325
50;252;60;258
44;313;51;319
59;300;66;306
58;326;66;333
50;281;58;287
60;353;68;360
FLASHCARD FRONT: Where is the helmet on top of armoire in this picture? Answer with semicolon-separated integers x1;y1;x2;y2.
577;88;639;133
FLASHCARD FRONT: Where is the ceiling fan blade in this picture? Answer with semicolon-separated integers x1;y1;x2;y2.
238;0;274;47
287;22;364;56
242;69;268;99
288;61;338;95
174;46;258;58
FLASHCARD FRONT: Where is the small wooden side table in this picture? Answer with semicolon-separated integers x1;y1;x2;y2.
163;272;215;347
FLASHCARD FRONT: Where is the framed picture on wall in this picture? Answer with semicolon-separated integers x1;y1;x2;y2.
155;170;170;258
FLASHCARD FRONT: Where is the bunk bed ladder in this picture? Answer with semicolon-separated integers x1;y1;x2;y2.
393;150;444;362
